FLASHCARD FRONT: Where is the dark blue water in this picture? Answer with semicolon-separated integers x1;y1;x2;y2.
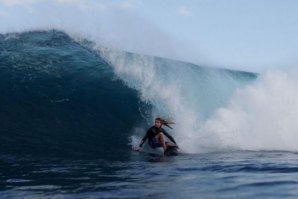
1;30;298;198
0;30;147;159
2;152;298;198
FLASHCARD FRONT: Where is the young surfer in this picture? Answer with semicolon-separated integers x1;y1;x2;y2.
135;117;178;153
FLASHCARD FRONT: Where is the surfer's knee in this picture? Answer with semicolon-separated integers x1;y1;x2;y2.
158;132;164;136
157;132;165;139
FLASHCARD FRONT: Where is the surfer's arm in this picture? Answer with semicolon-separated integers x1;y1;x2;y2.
138;139;145;148
139;131;149;148
163;131;177;144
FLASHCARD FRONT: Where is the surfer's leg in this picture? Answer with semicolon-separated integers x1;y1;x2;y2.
165;142;178;147
157;132;167;151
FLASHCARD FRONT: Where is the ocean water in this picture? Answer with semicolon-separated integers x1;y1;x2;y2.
1;30;298;198
2;152;298;199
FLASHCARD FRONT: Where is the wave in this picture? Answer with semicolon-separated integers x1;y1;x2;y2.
0;30;255;157
2;29;298;156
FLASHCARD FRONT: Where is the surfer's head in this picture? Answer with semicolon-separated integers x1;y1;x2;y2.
154;118;162;128
155;117;175;129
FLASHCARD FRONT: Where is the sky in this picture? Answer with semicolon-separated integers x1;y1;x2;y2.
0;0;298;72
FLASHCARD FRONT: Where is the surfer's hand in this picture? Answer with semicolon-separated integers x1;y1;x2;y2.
133;146;142;151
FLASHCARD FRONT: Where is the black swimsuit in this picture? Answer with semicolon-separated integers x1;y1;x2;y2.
139;126;176;148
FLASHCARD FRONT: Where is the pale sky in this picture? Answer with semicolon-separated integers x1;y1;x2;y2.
1;0;298;72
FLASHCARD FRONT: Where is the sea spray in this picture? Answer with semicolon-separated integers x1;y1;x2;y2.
201;68;298;151
98;49;256;152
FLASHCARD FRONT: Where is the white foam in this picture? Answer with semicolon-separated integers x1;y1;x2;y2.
200;68;298;152
99;50;253;153
100;48;298;153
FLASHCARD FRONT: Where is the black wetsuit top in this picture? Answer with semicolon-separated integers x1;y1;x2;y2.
139;126;176;148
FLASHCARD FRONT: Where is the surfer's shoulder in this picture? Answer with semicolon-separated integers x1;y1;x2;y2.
148;126;159;133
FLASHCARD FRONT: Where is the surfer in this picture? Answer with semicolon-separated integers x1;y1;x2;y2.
135;117;178;153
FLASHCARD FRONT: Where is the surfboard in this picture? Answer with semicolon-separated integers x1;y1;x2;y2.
133;145;179;156
164;146;179;156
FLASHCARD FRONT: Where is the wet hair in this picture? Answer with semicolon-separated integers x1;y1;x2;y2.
155;117;175;129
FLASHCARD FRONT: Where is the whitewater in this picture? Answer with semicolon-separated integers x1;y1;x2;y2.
99;43;298;154
1;1;298;198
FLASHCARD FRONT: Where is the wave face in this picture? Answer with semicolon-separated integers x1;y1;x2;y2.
0;30;147;158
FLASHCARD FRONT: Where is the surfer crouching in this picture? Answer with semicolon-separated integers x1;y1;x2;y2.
136;117;178;153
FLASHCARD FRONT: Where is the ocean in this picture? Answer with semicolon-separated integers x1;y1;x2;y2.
1;30;298;198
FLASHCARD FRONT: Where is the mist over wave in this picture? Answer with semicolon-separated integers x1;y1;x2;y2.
0;0;179;64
